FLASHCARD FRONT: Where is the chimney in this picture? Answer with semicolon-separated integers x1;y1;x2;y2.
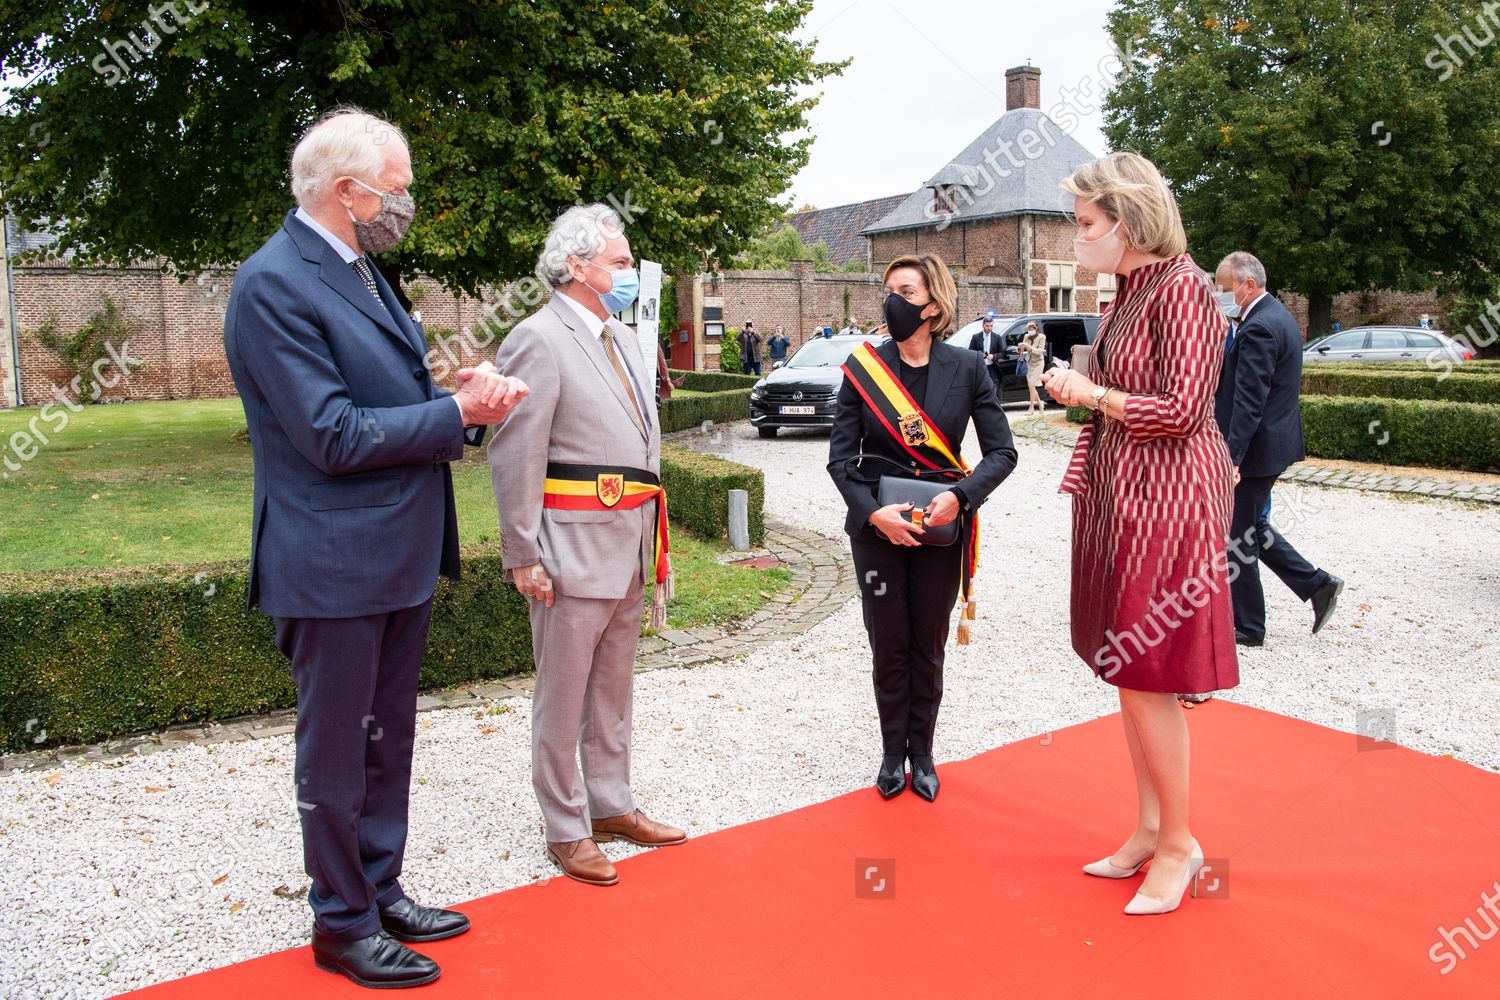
1005;65;1041;111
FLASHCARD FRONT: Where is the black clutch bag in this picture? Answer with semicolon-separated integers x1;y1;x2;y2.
876;474;961;546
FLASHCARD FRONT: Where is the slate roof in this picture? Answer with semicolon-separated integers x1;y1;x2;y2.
862;108;1099;234
785;194;909;264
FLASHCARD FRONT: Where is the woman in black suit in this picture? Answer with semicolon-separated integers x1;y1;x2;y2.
827;252;1018;801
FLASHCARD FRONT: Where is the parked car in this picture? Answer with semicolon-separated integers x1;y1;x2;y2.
749;333;882;437
945;312;1102;403
1304;326;1473;364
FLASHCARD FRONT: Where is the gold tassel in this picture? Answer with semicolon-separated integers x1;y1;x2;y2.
964;600;977;621
956;619;971;646
649;569;674;631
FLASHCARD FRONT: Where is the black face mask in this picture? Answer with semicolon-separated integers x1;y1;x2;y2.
883;293;929;342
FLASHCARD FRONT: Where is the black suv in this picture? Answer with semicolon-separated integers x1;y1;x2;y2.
947;312;1102;403
748;333;881;437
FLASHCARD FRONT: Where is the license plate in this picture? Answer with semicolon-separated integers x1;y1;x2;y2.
779;405;816;415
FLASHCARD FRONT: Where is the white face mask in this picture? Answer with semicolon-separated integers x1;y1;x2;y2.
1073;221;1126;274
1219;291;1241;319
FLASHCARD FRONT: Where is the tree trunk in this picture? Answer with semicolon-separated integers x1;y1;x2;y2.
1306;292;1334;340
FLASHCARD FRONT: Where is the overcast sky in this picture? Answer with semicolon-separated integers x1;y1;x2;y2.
786;0;1117;209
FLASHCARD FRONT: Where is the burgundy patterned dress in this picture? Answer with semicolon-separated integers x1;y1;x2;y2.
1061;253;1239;694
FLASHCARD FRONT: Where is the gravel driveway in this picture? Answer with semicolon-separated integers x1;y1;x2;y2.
2;417;1496;998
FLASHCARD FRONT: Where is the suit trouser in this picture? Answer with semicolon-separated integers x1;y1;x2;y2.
851;531;963;757
1230;475;1330;640
528;572;645;842
273;597;434;941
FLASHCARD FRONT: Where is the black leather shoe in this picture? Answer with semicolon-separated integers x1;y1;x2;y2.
908;753;939;802
876;753;907;798
1234;630;1264;647
312;928;440;989
1311;575;1344;635
379;895;471;943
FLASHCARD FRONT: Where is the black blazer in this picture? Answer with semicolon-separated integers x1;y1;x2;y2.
1213;293;1307;478
967;327;1004;369
827;339;1018;537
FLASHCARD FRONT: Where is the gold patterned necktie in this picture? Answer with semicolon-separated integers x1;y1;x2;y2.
601;327;646;433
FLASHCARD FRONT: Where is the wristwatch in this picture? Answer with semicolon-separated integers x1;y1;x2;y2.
1089;385;1111;410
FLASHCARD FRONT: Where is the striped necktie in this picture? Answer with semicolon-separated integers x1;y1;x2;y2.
601;327;647;433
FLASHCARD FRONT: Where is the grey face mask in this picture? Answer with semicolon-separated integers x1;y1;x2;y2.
346;177;415;254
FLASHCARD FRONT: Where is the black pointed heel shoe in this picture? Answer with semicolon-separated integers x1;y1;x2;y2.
909;752;939;802
876;753;907;798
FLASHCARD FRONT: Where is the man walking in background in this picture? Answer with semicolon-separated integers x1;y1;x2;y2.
1214;251;1343;648
224;108;528;989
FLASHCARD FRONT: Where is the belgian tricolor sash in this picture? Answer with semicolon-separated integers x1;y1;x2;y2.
842;342;981;639
542;462;673;626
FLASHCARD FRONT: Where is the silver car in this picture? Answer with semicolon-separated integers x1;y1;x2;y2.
1304;325;1473;364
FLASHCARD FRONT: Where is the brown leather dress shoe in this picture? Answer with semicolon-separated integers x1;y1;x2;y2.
547;838;619;886
591;809;688;847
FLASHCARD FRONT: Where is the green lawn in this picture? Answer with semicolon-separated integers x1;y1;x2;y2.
0;400;786;628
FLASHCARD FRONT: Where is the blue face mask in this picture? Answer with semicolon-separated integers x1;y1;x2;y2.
585;260;639;314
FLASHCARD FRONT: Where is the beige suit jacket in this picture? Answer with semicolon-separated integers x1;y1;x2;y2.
489;294;660;600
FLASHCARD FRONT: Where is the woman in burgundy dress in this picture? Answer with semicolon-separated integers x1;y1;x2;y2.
1041;152;1238;916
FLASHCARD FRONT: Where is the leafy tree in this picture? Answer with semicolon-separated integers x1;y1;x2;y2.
719;327;743;373
0;1;843;297
733;223;841;270
1102;0;1500;336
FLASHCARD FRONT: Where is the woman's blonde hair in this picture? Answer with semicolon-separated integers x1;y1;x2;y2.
882;252;959;337
1061;151;1187;258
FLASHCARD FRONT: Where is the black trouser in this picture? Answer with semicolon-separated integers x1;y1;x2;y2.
274;597;434;941
1230;475;1329;640
851;530;964;757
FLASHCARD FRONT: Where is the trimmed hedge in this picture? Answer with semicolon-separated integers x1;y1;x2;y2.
1300;395;1500;470
1302;369;1500;405
0;544;532;753
1066;397;1499;470
659;388;753;433
0;450;767;753
660;442;765;546
669;369;761;392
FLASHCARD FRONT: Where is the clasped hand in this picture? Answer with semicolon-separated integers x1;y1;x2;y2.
868;490;958;547
1038;367;1097;407
454;361;529;425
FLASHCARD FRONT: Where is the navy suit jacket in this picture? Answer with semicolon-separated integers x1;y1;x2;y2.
224;210;476;619
1213;292;1307;478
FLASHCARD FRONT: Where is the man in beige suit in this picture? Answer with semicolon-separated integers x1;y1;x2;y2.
489;204;686;887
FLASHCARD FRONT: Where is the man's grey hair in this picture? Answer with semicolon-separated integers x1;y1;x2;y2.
536;203;626;287
1218;251;1267;288
290;107;408;207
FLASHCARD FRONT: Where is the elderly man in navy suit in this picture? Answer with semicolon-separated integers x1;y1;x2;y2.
1214;251;1342;649
224;108;527;989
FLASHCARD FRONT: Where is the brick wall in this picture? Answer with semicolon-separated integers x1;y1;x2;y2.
9;259;491;407
1277;288;1447;337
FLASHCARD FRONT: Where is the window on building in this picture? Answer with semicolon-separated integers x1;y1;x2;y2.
1096;271;1117;310
705;322;724;339
1047;263;1075;312
932;185;956;215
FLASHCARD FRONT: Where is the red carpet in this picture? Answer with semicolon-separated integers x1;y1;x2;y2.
122;702;1500;999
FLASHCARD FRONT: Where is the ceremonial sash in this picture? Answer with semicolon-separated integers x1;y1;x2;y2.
841;343;982;627
542;463;670;587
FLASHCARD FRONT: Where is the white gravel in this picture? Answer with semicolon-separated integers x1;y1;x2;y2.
2;415;1496;999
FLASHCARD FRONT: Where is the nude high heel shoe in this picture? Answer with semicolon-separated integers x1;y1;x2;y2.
1082;853;1152;879
1123;840;1204;915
